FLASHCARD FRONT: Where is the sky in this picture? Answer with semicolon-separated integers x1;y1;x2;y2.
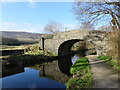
0;0;115;33
0;1;80;33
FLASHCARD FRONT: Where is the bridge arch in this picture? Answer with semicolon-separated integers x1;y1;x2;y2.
58;39;97;75
58;39;84;75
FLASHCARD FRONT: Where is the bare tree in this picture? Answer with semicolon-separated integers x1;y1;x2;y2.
79;22;94;30
72;1;120;31
44;21;62;33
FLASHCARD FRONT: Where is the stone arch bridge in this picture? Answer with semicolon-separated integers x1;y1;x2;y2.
41;30;109;56
40;30;110;75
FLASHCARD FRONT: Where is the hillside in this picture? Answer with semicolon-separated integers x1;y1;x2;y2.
0;37;39;45
0;31;46;41
0;31;49;45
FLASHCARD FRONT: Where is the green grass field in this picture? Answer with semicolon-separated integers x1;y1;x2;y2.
0;45;25;50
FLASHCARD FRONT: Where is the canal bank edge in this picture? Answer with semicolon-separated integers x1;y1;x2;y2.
66;57;93;88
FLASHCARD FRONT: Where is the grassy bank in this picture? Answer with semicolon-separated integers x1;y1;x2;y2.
66;57;93;88
0;45;24;50
97;56;120;71
24;44;55;56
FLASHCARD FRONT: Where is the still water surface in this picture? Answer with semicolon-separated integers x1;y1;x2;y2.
1;55;80;88
2;68;66;88
71;55;80;64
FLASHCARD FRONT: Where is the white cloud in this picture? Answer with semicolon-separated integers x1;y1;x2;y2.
63;24;79;31
27;0;36;8
28;24;45;33
23;22;32;26
2;29;30;32
1;0;36;8
2;22;17;26
1;28;44;33
1;22;80;33
1;22;44;33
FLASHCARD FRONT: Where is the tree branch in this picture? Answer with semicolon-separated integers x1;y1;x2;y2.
105;2;120;7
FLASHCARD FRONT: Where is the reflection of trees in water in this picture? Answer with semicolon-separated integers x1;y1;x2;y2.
2;66;24;78
39;61;70;84
2;60;70;84
2;54;58;78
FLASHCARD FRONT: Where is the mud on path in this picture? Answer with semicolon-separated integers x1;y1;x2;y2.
86;55;119;88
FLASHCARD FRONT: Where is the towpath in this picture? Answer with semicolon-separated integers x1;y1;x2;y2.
87;55;119;88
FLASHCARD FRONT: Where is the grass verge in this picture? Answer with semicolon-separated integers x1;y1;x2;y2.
97;56;120;71
66;57;93;88
0;45;23;50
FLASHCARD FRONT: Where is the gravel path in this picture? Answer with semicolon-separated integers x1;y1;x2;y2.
87;55;119;88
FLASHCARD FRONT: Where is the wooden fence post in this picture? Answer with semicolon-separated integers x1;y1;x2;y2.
42;37;45;76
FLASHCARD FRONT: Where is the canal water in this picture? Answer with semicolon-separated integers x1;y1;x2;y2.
71;55;80;64
1;55;80;89
1;68;66;88
71;54;81;64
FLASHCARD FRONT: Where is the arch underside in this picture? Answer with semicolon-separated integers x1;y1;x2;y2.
58;39;84;75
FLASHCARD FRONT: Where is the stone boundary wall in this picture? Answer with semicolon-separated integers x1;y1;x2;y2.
1;49;24;56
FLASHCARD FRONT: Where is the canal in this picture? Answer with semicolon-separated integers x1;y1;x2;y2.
1;68;66;88
1;54;80;89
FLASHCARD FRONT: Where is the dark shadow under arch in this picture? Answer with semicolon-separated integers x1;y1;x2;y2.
58;39;84;76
